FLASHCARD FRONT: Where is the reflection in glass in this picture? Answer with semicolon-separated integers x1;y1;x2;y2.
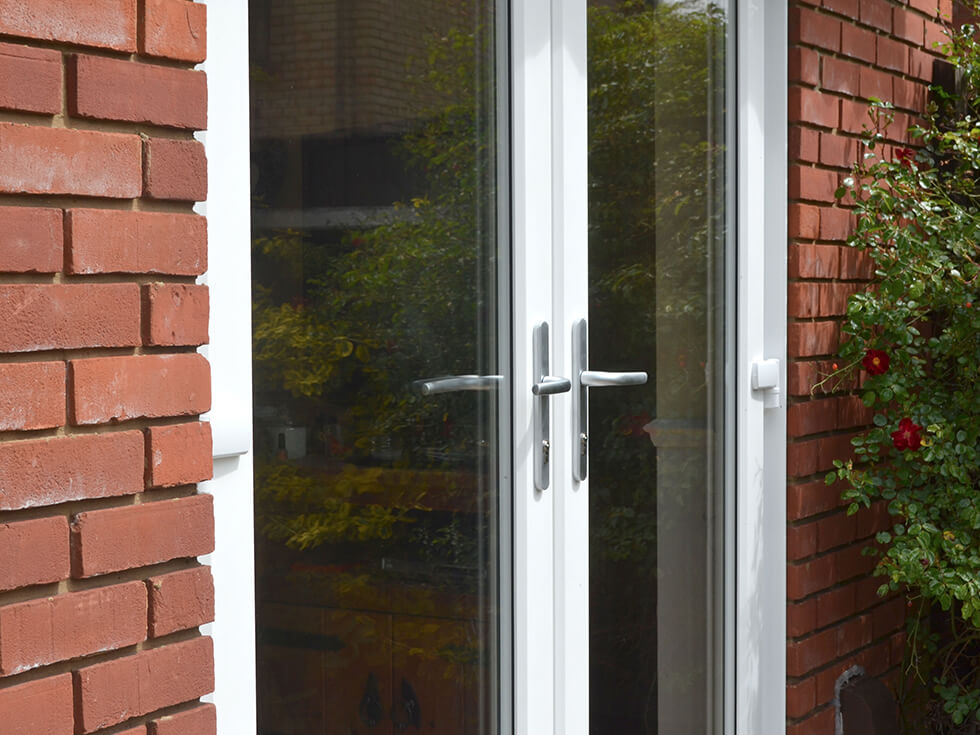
249;1;503;732
587;1;729;733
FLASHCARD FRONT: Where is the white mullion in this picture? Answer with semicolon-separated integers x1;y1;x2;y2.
512;1;556;733
550;0;589;734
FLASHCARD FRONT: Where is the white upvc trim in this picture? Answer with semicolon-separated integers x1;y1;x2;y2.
734;2;787;734
550;0;588;733
197;1;257;732
511;1;557;733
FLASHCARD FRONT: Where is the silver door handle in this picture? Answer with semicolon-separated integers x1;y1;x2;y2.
572;318;648;482
532;376;572;395
580;370;647;387
413;375;503;395
532;322;569;491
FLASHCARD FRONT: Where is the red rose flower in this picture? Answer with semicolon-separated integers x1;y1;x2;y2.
862;349;890;376
894;147;915;168
891;418;923;451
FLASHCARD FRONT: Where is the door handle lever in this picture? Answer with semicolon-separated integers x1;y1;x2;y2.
572;318;648;482
413;375;503;395
532;376;571;395
580;370;647;387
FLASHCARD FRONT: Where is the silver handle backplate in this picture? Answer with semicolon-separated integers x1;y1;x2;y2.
572;318;648;482
533;322;570;491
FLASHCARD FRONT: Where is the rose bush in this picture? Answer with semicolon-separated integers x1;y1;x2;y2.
827;14;980;730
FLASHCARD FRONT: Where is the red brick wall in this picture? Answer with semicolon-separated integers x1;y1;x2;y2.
0;2;215;733
787;0;950;731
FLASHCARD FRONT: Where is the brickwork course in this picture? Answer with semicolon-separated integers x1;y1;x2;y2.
0;1;215;734
787;0;958;732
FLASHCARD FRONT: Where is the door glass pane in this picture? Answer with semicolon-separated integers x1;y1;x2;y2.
248;2;506;732
587;2;729;732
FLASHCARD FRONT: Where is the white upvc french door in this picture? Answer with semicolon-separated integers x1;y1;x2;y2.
201;0;788;733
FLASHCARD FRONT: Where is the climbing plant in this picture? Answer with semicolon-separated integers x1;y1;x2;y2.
828;12;980;731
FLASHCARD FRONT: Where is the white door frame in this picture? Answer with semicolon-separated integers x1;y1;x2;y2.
201;1;787;732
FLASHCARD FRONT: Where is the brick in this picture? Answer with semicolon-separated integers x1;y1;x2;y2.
787;676;817;719
787;627;838;675
0;362;65;431
71;354;211;425
0;206;63;273
74;636;213;733
788;88;839;129
67;210;207;276
789;166;839;202
150;704;216;735
790;283;833;318
789;47;820;86
790;126;820;163
788;522;818;561
71;494;214;577
893;9;925;45
893;78;927;112
789;479;846;520
0;582;146;676
69;54;206;130
788;359;849;397
0;517;69;591
910;0;939;14
859;638;893;676
838;395;873;428
788;554;836;600
840;246;875;279
788;282;860;318
0;431;144;510
889;631;907;670
141;0;207;63
821;57;860;96
145;284;209;346
841;24;876;64
788;321;839;357
877;37;909;74
0;673;74;735
788;397;838;437
925;20;950;53
790;7;841;51
823;0;859;15
815;583;859;627
789;243;839;278
0;123;140;197
820;207;853;241
147;422;213;488
789;204;820;239
0;284;140;353
143;137;208;201
0;42;61;114
0;0;136;52
859;0;892;31
872;597;907;639
817;513;857;552
859;67;891;103
837;614;873;656
787;707;835;735
819;134;860;169
909;47;935;81
840;98;874;134
148;567;215;637
788;433;858;477
788;599;818;638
